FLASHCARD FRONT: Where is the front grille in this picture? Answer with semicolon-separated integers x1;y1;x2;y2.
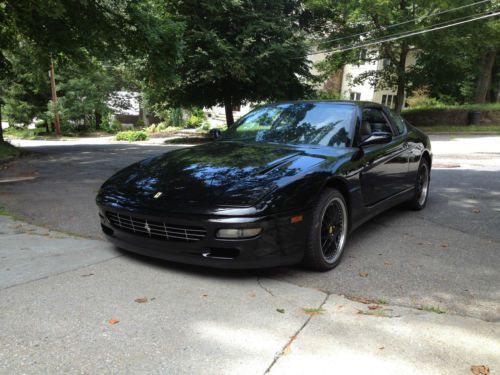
106;211;206;242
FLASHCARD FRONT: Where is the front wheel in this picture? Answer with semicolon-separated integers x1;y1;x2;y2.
303;188;348;271
407;160;430;210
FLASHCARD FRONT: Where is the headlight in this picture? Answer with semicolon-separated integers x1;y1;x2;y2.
216;228;262;239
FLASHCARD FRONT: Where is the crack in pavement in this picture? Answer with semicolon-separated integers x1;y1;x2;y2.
263;293;330;374
0;254;123;291
257;276;276;297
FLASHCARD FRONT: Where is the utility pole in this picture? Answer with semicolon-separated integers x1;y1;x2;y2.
49;55;61;136
0;98;4;143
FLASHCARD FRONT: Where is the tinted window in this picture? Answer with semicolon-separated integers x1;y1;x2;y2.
223;103;355;147
362;108;393;134
386;109;406;134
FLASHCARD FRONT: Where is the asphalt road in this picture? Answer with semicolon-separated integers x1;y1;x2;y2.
1;136;499;321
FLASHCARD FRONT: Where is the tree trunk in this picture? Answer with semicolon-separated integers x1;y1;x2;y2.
395;42;408;114
95;111;102;130
473;49;496;104
224;97;234;127
0;103;4;143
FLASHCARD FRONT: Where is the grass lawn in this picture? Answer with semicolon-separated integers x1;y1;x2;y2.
417;125;500;134
0;141;21;160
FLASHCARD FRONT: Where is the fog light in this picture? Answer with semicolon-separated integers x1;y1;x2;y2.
216;228;262;239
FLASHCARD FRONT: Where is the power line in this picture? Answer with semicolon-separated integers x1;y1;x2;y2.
312;0;492;47
303;10;499;58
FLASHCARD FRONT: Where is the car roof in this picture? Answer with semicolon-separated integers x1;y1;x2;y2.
269;100;384;109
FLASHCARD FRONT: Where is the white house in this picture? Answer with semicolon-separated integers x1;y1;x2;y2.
338;50;417;108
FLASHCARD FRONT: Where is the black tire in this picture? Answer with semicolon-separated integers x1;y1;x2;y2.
407;160;430;210
303;188;349;271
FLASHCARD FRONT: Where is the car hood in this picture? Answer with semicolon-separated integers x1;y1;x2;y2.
98;141;328;213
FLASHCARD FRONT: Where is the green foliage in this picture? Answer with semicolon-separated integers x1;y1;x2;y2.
308;0;499;110
412;4;499;103
115;130;148;142
111;119;123;133
416;125;500;134
403;102;500;113
145;122;180;133
186;115;205;128
150;0;312;125
310;88;342;100
197;122;211;132
405;97;451;110
4;126;44;139
155;108;185;127
0;141;21;159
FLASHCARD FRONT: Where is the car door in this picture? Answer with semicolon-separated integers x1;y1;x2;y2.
359;107;410;206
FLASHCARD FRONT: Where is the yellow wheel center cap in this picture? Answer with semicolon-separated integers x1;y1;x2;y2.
329;226;335;234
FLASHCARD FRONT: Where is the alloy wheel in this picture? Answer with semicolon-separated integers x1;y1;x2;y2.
319;197;347;263
417;163;429;206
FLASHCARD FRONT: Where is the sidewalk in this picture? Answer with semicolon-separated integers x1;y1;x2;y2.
1;215;498;374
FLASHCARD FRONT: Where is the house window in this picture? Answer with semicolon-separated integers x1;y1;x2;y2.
350;92;361;101
382;94;396;108
382;58;391;68
359;49;367;60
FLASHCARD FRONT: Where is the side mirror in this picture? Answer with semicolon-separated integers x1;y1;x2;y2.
209;128;222;140
360;132;392;147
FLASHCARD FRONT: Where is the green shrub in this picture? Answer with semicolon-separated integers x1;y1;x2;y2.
197;122;211;131
187;115;205;128
136;119;145;128
4;126;40;139
111;118;122;133
145;122;181;133
100;119;113;133
115;130;148;142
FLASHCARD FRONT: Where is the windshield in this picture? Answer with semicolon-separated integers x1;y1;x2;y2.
223;102;355;147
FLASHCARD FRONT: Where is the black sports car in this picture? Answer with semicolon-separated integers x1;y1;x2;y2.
97;101;431;270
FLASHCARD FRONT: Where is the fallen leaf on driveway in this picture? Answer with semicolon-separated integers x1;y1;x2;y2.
472;208;481;213
282;335;298;356
471;365;490;375
359;272;369;277
108;319;120;325
379;346;385;350
134;297;148;304
202;294;208;298
441;243;449;248
368;305;382;310
276;308;285;314
249;292;256;298
81;273;94;277
384;261;392;266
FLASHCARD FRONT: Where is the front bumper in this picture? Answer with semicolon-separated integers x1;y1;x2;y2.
98;206;310;269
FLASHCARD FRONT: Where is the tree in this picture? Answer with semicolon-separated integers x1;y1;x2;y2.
153;0;312;126
307;0;498;111
413;4;499;104
0;0;140;132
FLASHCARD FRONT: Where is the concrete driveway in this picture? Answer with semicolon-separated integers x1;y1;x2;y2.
1;135;499;320
1;135;499;373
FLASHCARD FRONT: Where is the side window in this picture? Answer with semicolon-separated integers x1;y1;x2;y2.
362;108;394;134
386;109;406;135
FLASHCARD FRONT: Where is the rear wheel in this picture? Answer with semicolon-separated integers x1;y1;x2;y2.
303;188;348;271
407;160;430;210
